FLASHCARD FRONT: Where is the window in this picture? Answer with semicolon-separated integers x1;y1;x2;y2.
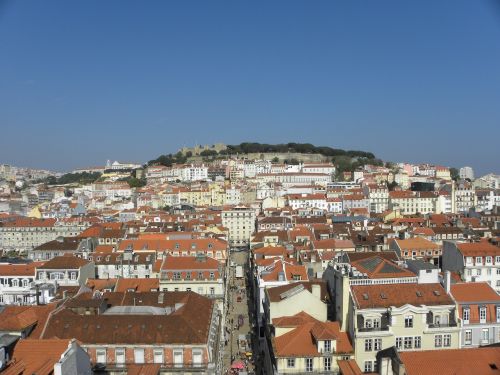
324;357;331;371
96;348;106;364
287;358;295;368
496;256;500;264
480;307;487;323
364;361;373;372
396;337;402;350
209;272;215;280
405;315;413;328
22;279;28;287
134;348;144;364
443;334;451;347
497;307;500;323
12;279;19;287
365;318;372;328
210;287;215;295
324;340;331;352
463;308;470;323
476;256;482;264
486;256;492;264
192;349;202;367
115;348;125;365
365;339;373;351
185;272;191;280
404;337;413;350
465;330;472;345
482;329;490;343
70;272;77;280
173;272;181;280
414;336;421;349
173;350;183;367
306;358;313;372
435;335;442;348
153;348;164;364
374;338;382;351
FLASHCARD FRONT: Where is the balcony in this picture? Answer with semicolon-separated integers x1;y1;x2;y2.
358;326;390;333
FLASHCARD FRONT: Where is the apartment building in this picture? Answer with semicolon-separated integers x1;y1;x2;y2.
442;241;500;292
40;291;221;373
389;191;438;215
449;282;500;348
36;256;95;287
91;251;156;279
390;237;441;265
346;283;459;373
221;206;256;248
0;262;54;305
363;184;389;214
0;217;90;253
158;256;224;299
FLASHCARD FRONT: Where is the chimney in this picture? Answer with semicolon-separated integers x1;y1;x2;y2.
311;284;321;299
444;271;451;294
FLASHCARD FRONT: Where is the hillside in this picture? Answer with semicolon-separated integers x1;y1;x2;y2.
148;142;380;166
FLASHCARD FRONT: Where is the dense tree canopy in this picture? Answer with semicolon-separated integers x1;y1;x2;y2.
149;142;376;166
43;172;101;185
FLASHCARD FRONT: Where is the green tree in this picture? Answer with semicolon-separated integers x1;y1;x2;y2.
450;168;459;181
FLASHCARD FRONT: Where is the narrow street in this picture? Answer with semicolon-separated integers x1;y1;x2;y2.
221;249;262;375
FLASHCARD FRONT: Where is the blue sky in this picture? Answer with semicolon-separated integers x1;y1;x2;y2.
0;1;499;174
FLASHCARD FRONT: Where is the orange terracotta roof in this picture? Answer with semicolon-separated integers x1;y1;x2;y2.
3;339;75;375
37;256;90;269
350;256;416;279
114;278;160;292
398;347;500;375
450;282;500;303
393;237;439;250
274;321;352;357
338;360;363;375
0;262;42;276
457;242;500;257
351;283;453;309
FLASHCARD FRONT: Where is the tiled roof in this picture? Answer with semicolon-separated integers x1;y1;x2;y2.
351;283;453;309
41;293;213;345
0;262;42;276
37;256;90;269
3;339;74;375
114;278;160;292
273;321;352;357
33;237;81;251
456;242;500;256
350;256;416;279
398;347;500;375
450;282;500;303
337;360;363;375
266;281;328;303
393;237;439;250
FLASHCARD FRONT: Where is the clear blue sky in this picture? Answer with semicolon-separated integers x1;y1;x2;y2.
1;1;499;174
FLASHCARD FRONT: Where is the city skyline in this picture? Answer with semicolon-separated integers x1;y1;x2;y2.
1;1;500;174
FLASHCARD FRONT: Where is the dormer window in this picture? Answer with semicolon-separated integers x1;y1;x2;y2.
463;308;470;323
96;256;101;262
480;307;487;323
175;243;180;249
486;256;492;264
324;340;331;352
